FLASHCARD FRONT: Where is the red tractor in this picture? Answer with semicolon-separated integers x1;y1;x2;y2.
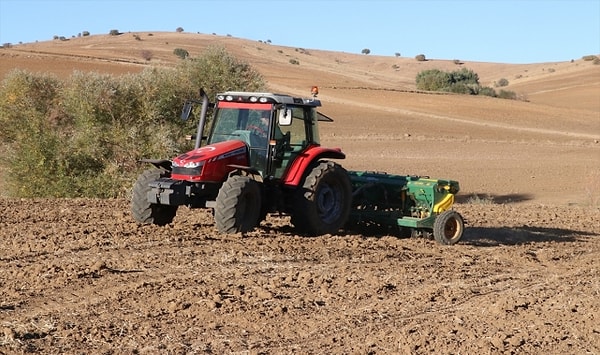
132;88;465;244
131;87;353;235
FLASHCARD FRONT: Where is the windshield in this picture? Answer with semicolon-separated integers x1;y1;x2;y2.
209;107;271;148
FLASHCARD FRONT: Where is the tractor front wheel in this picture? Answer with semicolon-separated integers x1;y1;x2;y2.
131;168;178;226
433;210;464;245
292;161;352;235
215;175;262;233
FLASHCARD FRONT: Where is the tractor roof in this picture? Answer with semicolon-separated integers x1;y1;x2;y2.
217;91;322;107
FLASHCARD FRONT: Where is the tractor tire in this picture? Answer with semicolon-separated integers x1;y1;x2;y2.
131;168;178;226
215;175;262;233
291;161;352;235
433;210;464;245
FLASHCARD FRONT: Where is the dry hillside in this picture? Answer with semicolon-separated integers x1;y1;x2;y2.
1;31;598;204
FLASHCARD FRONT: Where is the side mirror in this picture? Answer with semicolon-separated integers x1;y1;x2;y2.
181;101;193;121
278;108;292;126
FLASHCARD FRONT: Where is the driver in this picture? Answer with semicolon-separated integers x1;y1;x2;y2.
248;110;270;137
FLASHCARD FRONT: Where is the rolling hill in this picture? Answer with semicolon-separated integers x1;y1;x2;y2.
1;31;599;204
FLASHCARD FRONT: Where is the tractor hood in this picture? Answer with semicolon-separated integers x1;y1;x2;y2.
171;140;249;182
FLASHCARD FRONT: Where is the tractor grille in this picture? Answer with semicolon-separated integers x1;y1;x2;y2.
172;166;202;176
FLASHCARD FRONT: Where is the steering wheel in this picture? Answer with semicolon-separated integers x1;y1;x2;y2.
247;125;267;136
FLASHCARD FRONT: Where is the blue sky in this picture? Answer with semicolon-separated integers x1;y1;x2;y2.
1;0;599;64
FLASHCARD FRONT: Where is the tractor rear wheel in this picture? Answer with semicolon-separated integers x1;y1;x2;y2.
433;210;464;245
215;175;262;233
292;161;352;235
131;168;178;226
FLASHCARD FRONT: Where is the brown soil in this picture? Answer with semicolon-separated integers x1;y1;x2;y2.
1;199;599;354
1;33;599;354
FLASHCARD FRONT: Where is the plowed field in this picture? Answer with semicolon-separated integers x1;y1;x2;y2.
1;199;599;354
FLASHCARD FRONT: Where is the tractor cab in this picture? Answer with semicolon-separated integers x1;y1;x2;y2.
207;91;325;179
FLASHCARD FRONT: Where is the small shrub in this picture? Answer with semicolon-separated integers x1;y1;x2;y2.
495;78;509;87
453;59;462;65
416;69;451;91
415;54;426;61
361;48;371;55
594;57;600;65
133;34;141;41
82;31;90;37
173;48;189;59
394;52;401;57
109;29;120;36
497;89;517;100
176;27;184;33
53;35;59;40
392;64;400;70
479;86;497;97
289;58;300;65
582;54;598;61
141;50;153;61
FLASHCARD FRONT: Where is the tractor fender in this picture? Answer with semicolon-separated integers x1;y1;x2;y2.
140;159;172;171
226;165;264;183
282;145;346;187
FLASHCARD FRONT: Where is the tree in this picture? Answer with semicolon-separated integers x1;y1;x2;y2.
176;27;184;33
361;48;371;55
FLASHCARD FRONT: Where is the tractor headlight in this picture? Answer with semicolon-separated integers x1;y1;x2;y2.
172;161;204;168
183;161;203;169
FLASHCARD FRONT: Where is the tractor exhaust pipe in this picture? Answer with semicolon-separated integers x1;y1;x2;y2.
195;89;209;149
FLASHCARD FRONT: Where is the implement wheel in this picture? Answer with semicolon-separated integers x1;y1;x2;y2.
292;161;352;235
131;168;178;226
433;210;464;245
215;175;262;233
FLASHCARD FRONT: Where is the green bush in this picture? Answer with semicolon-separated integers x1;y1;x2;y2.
415;68;519;100
415;54;426;61
173;48;189;59
495;78;509;87
497;89;517;100
0;47;266;198
415;69;451;91
479;86;497;97
416;67;479;92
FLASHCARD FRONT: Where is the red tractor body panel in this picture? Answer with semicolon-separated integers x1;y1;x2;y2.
282;145;346;187
171;140;249;182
